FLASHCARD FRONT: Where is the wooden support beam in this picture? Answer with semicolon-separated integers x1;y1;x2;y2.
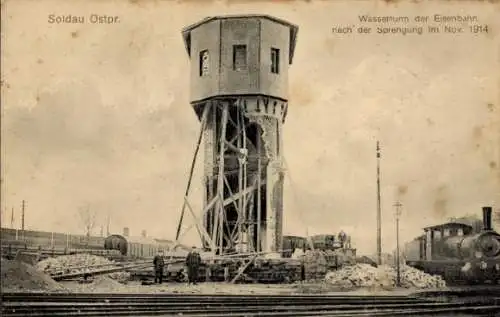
226;108;239;131
222;181;262;207
237;107;244;247
223;176;240;212
203;196;218;216
227;113;255;149
183;197;215;251
224;140;244;155
242;116;250;251
215;103;229;254
256;126;262;253
230;255;258;284
221;193;232;245
223;176;241;242
175;103;210;241
228;130;241;145
230;181;257;246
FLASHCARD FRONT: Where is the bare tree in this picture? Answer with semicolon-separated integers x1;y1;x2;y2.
78;204;96;243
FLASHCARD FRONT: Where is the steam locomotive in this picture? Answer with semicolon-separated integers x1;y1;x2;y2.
404;206;500;284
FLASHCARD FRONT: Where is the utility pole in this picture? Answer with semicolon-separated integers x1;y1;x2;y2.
21;200;25;240
11;207;14;229
106;214;110;236
394;201;403;287
376;141;382;265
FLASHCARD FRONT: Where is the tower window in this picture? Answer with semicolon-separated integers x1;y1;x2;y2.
233;45;247;71
199;50;209;77
271;48;280;74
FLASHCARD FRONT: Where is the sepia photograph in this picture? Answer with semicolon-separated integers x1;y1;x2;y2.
1;0;499;316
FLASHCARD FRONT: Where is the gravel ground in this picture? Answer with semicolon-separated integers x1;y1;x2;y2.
0;256;445;296
58;277;428;296
60;278;298;294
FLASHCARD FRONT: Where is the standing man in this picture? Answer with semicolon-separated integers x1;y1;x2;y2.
186;246;201;285
153;250;165;284
338;231;347;249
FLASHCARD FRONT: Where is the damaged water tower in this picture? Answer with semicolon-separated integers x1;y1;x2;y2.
180;15;298;255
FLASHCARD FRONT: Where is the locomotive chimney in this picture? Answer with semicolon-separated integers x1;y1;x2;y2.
482;206;492;231
123;227;130;237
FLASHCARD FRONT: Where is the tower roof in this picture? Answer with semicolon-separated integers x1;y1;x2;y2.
182;14;299;64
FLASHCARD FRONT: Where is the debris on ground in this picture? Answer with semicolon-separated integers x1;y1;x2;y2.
324;264;446;289
108;271;131;283
59;279;295;294
65;275;126;292
1;257;68;292
35;253;131;283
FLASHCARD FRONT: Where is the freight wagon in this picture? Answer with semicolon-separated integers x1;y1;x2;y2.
282;233;353;258
103;234;182;258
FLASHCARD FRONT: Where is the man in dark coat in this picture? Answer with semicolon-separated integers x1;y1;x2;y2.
185;246;201;285
153;250;165;284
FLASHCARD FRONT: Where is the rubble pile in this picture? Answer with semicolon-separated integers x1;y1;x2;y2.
1;257;68;292
36;254;131;282
324;264;446;289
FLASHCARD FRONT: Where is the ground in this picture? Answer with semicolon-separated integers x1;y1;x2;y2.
0;257;441;296
55;277;424;295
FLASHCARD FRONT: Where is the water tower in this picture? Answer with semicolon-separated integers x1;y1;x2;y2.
178;15;298;256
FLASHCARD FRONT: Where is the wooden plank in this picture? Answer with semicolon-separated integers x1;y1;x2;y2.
230;255;257;283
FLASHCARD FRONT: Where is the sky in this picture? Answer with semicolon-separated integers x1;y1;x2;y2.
1;0;499;255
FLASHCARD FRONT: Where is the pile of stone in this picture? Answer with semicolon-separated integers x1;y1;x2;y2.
1;257;68;292
324;264;446;289
35;254;131;282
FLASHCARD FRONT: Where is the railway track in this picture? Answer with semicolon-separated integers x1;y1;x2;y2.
2;292;500;317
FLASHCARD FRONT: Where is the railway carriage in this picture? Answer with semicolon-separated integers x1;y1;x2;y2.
104;234;170;258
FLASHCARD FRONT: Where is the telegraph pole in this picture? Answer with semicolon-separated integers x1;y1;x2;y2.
11;207;14;229
376;141;382;265
106;214;110;236
394;201;403;287
21;200;26;240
